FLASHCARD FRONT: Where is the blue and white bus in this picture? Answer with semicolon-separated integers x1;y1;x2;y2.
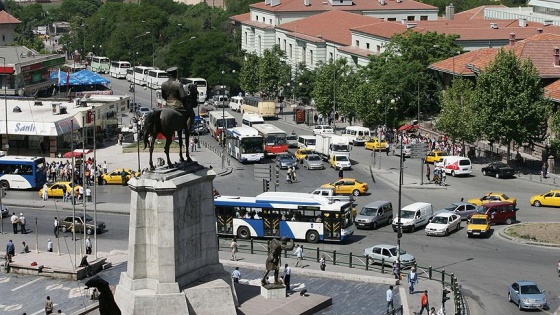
226;126;264;163
214;192;355;243
0;156;47;189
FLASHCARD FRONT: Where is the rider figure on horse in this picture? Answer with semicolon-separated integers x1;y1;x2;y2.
161;67;195;139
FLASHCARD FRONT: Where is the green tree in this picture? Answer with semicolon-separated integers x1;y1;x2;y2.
58;0;101;20
239;53;260;95
311;59;353;116
257;45;290;99
436;78;479;144
474;49;552;160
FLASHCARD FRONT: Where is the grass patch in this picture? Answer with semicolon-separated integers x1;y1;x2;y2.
505;226;539;241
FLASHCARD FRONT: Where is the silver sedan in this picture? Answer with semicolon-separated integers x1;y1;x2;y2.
303;154;324;170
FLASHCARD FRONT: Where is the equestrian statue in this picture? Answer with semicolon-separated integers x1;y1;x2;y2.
143;67;199;170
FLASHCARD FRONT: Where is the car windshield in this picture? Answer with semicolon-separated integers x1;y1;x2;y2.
520;285;542;294
360;207;378;216
444;204;458;211
400;210;415;218
476;206;488;214
279;155;294;161
494;162;508;168
336;156;349;162
308;155;321;161
431;216;448;224
287;135;297;140
386;247;407;256
470;218;487;225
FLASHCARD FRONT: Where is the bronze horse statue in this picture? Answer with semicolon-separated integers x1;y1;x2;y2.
143;83;198;170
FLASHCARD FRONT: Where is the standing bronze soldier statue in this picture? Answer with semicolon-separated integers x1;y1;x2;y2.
143;67;198;169
261;237;295;286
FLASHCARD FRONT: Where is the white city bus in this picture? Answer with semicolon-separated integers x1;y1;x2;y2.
133;66;155;86
146;70;169;90
109;61;131;79
208;111;237;142
90;56;110;74
225;126;264;163
180;77;207;103
214;192;355;243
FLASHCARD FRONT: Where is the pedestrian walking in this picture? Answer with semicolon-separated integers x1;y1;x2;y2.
47;239;53;252
10;212;19;234
392;260;401;282
318;113;323;125
42;183;48;201
121;170;127;186
426;163;430;182
284;263;291;294
21;241;30;254
189;138;196;153
19;213;26;234
294;244;303;268
386;142;390;156
386;285;394;313
230;238;238;261
408;267;418;294
338;169;344;179
542;163;548;179
78;186;84;201
231;267;241;283
441;171;446;186
54;217;60;238
319;254;326;271
45;296;54;314
290;166;297;183
286;169;292;184
85;237;92;255
416;290;430;314
86;187;92;202
103;161;108;174
62;188;68;202
6;239;15;262
313;113;318;125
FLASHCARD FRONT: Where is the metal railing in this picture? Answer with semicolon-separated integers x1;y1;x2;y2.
220;237;468;315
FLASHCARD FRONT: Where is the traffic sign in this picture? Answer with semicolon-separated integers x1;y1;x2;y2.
410;143;428;158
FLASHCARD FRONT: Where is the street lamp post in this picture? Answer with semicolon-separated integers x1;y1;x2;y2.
133;31;150;172
0;57;9;156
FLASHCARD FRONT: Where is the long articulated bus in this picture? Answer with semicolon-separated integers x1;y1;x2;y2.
208;111;237;142
241;96;277;118
215;192;356;243
252;124;288;156
133;66;155;86
90;56;110;74
109;61;131;79
180;77;207;103
147;70;169;90
226;126;264;163
0;156;47;190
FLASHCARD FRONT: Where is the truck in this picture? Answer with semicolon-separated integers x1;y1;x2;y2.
310;188;354;203
315;134;351;161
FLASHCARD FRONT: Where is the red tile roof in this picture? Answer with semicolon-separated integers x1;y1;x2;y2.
337;45;374;57
230;13;250;23
277;10;382;45
545;80;560;101
452;5;507;21
251;0;437;13
0;11;20;24
430;33;560;78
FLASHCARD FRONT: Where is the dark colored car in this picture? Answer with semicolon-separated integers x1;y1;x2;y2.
475;201;517;225
481;162;515;179
276;153;298;169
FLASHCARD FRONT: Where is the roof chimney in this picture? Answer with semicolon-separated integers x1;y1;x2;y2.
304;0;310;5
509;33;516;46
490;23;498;29
554;47;560;66
519;18;527;27
446;3;455;20
537;28;544;34
379;0;385;5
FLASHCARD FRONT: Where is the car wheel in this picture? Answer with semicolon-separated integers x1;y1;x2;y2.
451;171;456;177
101;179;107;185
237;226;251;239
387;217;392;226
508;292;512;302
306;230;319;243
445;228;449;236
352;189;360;196
518;300;522;310
0;180;9;189
495;173;500;179
534;200;541;207
372;222;378;230
505;218;513;225
86;228;94;235
482;170;487;176
456;223;461;231
304;165;308;169
61;226;68;233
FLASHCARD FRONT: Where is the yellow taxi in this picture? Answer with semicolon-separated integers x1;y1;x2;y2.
38;182;80;198
466;214;491;238
364;138;387;151
530;190;560;207
321;178;368;196
425;150;447;164
100;168;140;185
468;192;517;207
295;148;314;163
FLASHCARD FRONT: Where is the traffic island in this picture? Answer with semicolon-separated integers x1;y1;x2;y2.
502;222;560;246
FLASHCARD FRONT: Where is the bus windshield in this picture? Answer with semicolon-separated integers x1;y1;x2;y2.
217;118;236;128
266;133;286;145
241;137;264;154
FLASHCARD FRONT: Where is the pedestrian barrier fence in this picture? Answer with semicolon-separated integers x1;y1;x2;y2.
219;237;468;315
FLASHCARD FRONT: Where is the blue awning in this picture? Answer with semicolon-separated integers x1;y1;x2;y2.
50;69;111;86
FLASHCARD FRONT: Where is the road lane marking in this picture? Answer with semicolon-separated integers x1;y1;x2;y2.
30;304;57;315
10;277;43;291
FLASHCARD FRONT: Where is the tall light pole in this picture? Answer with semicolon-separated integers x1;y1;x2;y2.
133;31;150;172
0;57;9;156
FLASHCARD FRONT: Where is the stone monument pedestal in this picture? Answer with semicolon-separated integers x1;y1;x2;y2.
114;163;237;315
261;284;287;299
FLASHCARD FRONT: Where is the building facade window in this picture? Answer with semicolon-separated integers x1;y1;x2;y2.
310;50;314;66
407;16;415;21
388;17;396;21
355;40;359;47
420;16;428;20
289;44;293;58
366;43;370;50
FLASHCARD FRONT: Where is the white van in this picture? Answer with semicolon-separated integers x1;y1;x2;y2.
440;156;472;177
391;202;433;233
242;113;265;127
229;96;243;112
341;126;371;145
298;135;316;150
